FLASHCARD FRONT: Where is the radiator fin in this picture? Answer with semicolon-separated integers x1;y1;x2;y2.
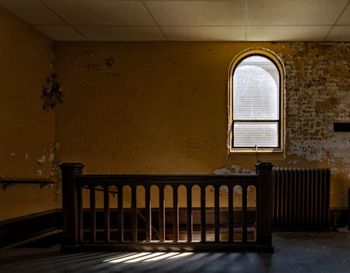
272;167;330;230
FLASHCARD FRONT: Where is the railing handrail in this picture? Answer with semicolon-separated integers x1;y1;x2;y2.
77;173;259;185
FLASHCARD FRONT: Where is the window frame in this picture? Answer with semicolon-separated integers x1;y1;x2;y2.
228;48;285;153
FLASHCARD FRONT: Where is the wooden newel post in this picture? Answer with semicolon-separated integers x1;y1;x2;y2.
256;162;274;253
60;163;84;248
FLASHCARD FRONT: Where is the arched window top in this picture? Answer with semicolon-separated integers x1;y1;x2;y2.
228;49;285;153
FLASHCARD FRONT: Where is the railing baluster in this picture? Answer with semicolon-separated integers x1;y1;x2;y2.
200;185;206;242
173;185;179;242
104;185;110;242
187;185;193;243
89;185;96;242
228;185;234;243
159;185;165;242
77;184;83;242
242;185;247;243
118;185;124;242
214;185;220;242
131;185;137;242
145;185;151;242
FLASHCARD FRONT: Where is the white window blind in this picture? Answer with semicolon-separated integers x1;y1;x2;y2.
233;55;280;148
234;122;278;147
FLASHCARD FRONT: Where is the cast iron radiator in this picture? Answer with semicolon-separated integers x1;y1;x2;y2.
272;167;330;230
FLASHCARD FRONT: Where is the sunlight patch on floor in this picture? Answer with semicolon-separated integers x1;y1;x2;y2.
103;252;194;264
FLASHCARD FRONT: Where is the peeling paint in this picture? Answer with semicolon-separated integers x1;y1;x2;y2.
214;165;253;175
55;42;350;208
286;43;350;185
213;168;232;175
37;155;46;165
41;72;63;111
0;6;56;220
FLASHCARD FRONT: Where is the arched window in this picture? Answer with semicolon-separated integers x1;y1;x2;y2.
228;49;285;153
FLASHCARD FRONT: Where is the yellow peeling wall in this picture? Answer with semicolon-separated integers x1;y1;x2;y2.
1;8;349;220
0;7;56;220
55;42;350;209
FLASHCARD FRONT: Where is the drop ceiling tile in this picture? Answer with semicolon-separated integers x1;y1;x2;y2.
162;26;245;41
247;0;347;25
247;26;331;41
0;0;64;24
145;0;246;26
42;0;154;26
76;26;165;41
337;4;350;25
35;25;86;41
326;26;350;41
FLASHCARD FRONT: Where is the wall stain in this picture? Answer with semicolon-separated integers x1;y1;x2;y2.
104;56;114;67
41;72;63;111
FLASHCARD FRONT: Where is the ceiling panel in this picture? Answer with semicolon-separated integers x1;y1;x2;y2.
145;0;246;26
0;0;64;24
326;26;350;41
247;26;331;41
35;25;86;41
337;4;350;25
1;0;350;41
42;0;155;26
76;26;166;41
247;0;347;25
162;26;245;41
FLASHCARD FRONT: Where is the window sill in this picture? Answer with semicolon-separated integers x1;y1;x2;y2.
229;147;284;153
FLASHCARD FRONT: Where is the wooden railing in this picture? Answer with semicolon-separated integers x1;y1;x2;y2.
60;162;273;252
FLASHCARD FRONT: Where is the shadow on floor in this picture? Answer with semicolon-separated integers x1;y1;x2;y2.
1;231;350;273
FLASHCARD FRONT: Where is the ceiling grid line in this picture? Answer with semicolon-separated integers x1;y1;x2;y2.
38;0;89;40
323;0;350;41
141;0;168;40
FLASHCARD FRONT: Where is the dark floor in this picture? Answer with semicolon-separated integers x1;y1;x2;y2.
1;230;350;273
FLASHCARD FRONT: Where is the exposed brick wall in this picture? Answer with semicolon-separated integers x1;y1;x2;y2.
286;43;350;163
283;43;350;206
